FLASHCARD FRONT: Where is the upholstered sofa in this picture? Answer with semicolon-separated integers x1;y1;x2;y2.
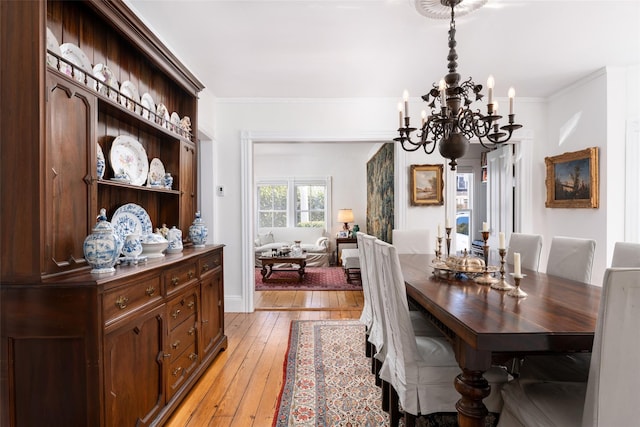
255;227;330;267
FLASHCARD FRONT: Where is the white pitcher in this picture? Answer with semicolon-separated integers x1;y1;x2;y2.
122;233;143;258
167;226;183;254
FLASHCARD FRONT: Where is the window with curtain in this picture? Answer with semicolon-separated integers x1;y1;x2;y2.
257;178;330;229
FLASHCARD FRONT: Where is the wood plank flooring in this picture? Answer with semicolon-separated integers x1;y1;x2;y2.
164;290;364;427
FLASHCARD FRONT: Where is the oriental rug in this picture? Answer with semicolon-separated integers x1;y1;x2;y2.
272;320;388;426
255;267;362;291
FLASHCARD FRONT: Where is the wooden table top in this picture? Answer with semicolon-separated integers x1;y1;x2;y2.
399;254;601;354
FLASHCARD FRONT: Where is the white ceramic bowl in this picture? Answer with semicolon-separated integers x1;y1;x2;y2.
141;233;168;258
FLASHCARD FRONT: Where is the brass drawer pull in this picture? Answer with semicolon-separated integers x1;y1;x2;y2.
202;263;209;272
172;366;182;376
187;301;195;309
171;277;179;286
171;340;181;349
187;271;194;279
115;296;129;310
188;353;197;361
171;309;181;319
145;286;156;296
163;353;171;358
188;327;195;336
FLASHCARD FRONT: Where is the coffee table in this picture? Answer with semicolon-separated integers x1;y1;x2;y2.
258;254;307;283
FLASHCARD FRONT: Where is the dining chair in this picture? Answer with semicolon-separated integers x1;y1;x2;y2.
546;236;596;284
611;241;640;267
506;233;543;271
356;232;374;357
392;229;431;254
374;239;509;427
497;267;640;427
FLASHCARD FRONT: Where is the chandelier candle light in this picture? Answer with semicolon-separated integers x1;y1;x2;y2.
394;0;523;170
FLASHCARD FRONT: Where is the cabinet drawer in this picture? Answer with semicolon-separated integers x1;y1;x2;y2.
167;290;198;331
198;251;222;277
168;317;197;358
103;276;162;325
167;341;198;400
164;262;198;294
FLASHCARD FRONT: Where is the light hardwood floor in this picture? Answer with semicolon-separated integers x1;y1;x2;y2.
165;290;364;427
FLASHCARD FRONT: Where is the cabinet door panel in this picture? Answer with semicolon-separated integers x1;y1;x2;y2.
104;304;165;427
179;141;196;236
45;74;96;275
200;269;223;356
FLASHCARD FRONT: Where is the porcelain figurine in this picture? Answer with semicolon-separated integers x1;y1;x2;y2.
167;226;183;253
121;233;143;258
189;211;208;248
83;208;122;273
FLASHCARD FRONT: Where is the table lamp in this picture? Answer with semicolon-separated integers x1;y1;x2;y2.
337;209;354;232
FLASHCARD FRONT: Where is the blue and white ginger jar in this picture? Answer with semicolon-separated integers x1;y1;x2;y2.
189;211;208;248
83;208;122;273
163;172;173;190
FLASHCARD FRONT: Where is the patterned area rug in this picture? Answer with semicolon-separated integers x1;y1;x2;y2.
273;320;388;426
273;320;498;427
255;267;362;291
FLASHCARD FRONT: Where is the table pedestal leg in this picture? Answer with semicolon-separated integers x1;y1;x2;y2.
454;369;490;427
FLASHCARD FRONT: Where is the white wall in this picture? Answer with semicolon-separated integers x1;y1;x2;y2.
253;141;375;237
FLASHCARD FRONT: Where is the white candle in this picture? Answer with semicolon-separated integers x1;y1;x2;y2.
482;222;489;232
439;79;446;103
398;102;403;127
446;217;451;229
421;110;427;126
437;224;442;238
508;87;515;115
487;75;495;105
499;232;505;249
403;90;409;118
514;252;522;277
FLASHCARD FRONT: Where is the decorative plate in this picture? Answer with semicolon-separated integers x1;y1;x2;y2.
170;112;181;132
59;43;92;84
120;80;140;113
96;143;105;180
148;158;165;186
111;203;153;241
93;64;119;102
156;103;170;128
46;27;61;68
109;135;149;186
140;93;155;120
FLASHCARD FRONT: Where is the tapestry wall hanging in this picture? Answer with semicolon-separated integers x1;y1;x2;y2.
367;143;394;243
545;147;599;208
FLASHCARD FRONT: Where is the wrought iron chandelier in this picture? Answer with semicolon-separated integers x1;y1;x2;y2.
394;0;522;170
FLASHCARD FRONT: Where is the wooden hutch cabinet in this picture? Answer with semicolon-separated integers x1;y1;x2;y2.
0;1;227;426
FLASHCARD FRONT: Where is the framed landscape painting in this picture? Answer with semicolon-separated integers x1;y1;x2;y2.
545;147;599;208
410;164;443;206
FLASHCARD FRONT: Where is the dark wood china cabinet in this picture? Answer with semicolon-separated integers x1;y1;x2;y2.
0;1;227;426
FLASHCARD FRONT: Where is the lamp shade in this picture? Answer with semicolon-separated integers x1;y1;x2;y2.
337;209;354;223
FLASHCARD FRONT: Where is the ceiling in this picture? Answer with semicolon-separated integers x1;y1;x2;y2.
125;0;640;100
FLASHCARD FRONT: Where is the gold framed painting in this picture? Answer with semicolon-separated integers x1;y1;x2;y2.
545;147;599;208
410;164;443;206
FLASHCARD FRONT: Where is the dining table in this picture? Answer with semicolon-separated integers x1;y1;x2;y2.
399;253;601;427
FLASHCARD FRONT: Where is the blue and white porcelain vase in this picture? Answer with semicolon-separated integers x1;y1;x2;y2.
167;226;183;253
189;211;208;248
163;172;173;190
121;233;143;258
83;208;122;273
97;156;105;180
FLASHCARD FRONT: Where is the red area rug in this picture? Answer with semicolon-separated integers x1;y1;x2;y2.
272;320;388;426
255;267;361;291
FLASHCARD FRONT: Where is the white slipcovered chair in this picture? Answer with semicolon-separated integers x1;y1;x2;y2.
506;233;543;272
611;241;640;267
546;236;596;284
374;239;509;426
498;268;640;427
392;229;431;254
